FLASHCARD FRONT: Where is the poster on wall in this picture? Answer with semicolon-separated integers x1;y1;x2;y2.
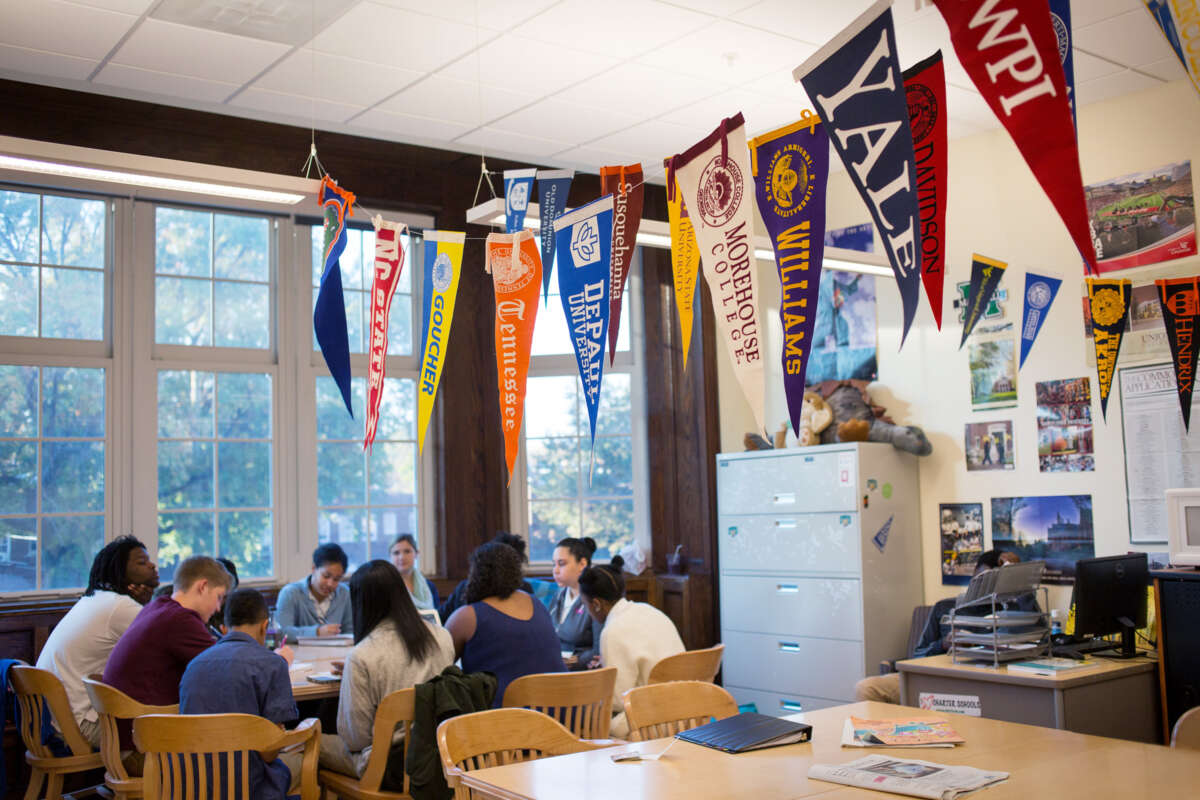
825;222;875;253
965;421;1014;471
968;332;1017;411
991;495;1095;585
1119;363;1200;543
1085;160;1196;273
805;269;878;384
1035;378;1094;473
940;503;984;585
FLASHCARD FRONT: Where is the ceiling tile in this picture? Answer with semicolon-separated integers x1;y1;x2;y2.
370;0;556;31
658;88;745;129
1072;50;1126;83
489;98;638;144
944;84;996;130
585;118;707;164
1074;68;1161;106
551;144;636;173
71;0;155;13
666;0;762;16
894;12;973;92
452;126;574;162
353;108;473;143
1074;9;1173;68
518;0;712;59
0;0;136;60
637;20;809;90
94;62;238;104
1136;56;1186;82
568;63;718;115
311;1;481;73
0;44;97;81
253;49;422;109
230;87;364;124
1069;0;1144;29
377;75;535;127
110;18;290;85
439;34;619;94
731;0;873;46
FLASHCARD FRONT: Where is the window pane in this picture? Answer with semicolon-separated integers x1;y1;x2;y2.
0;189;39;263
0;442;36;513
43;367;105;438
42;441;104;512
219;510;272;579
214;280;268;348
214;214;268;281
41;195;104;268
374;378;415;441
0;264;36;336
387;294;413;357
526;437;577;500
156;208;211;277
528;500;580;562
341;229;365;290
586;436;633;498
369;507;416;563
157;441;213;509
311;226;324;285
345;290;365;353
156;277;211;345
368;442;415;505
316;377;363;439
158;511;215;583
319;509;366;570
582;499;634;561
0;518;36;591
596;373;632;435
317;442;365;506
158;371;214;438
218;441;271;507
217;372;271;439
41;515;103;589
525;376;579;437
41;267;104;340
0;365;37;437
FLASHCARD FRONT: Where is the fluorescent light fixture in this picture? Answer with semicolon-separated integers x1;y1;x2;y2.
0;154;308;205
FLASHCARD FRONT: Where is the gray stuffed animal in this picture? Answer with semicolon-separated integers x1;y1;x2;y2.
813;380;932;456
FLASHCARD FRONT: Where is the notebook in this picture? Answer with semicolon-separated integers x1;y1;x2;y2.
675;712;812;753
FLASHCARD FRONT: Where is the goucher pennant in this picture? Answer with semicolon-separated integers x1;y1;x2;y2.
416;231;465;455
1087;277;1132;420
364;217;407;451
1156;276;1200;430
665;165;702;371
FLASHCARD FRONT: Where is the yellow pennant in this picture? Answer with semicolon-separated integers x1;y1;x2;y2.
1086;277;1131;420
667;173;701;370
416;231;465;455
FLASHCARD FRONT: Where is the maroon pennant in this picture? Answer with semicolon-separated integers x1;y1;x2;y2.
1156;277;1200;431
903;51;949;330
600;163;644;365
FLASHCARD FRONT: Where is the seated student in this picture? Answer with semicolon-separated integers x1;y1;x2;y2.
319;560;455;777
35;536;159;747
276;543;353;643
152;556;239;638
446;542;564;707
578;556;685;737
437;532;534;622
549;537;603;671
102;555;231;747
389;534;440;612
854;549;1019;704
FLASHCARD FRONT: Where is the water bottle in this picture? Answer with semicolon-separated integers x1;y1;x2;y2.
1050;609;1063;638
265;606;281;650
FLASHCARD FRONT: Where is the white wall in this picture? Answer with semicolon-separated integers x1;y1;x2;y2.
715;78;1200;611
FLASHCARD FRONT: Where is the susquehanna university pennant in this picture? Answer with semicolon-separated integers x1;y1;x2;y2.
664;164;702;372
600;163;644;366
364;217;407;451
416;231;465;455
503;168;536;233
1087;277;1131;420
537;169;573;299
903;50;949;330
314;175;356;417
1156;276;1200;430
960;254;1008;348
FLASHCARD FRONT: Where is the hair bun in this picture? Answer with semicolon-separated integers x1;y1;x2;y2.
582;537;597;555
609;554;625;571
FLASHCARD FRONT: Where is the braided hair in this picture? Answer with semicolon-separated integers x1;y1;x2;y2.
577;555;626;604
85;535;148;597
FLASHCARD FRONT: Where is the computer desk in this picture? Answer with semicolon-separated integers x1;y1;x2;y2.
897;653;1159;742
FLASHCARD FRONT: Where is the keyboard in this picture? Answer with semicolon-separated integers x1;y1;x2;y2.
1054;638;1116;656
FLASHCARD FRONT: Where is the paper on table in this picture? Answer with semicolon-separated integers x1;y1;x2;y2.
288;662;313;673
296;636;353;646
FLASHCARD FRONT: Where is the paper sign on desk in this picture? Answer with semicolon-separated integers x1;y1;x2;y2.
918;692;981;717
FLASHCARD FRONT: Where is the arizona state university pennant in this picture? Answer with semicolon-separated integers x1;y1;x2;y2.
486;230;542;484
364;217;407;451
1019;271;1062;369
748;111;830;436
416;231;465;455
1156;276;1200;430
537;169;573;299
314;175;356;417
504;168;536;233
960;254;1008;347
665;166;702;371
1087;277;1132;420
600;163;644;365
903;51;949;330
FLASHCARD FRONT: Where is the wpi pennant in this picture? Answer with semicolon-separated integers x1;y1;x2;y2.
903;51;949;330
553;195;614;465
1156;276;1200;430
664;165;702;371
537;169;573;299
314;175;356;417
668;112;766;433
1087;277;1132;420
416;231;465;455
793;0;923;345
503;168;536;233
1019;271;1062;369
748;111;830;436
486;230;542;484
960;254;1008;347
600;163;644;366
364;217;407;451
934;0;1098;273
1048;0;1077;130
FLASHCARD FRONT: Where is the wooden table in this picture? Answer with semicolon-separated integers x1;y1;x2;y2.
897;653;1159;742
289;643;352;700
457;701;1200;800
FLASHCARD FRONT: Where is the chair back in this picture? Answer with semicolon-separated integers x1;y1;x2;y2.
647;645;725;684
622;680;739;742
501;667;616;739
358;687;416;794
83;677;178;792
10;665;93;758
906;606;934;659
1172;706;1200;749
437;708;606;800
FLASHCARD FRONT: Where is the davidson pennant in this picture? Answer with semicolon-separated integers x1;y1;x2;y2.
1087;277;1132;420
314;175;356;417
600;163;644;365
504;168;537;233
1018;271;1062;368
416;231;465;455
902;51;949;329
537;169;573;299
1156;276;1200;430
960;254;1009;347
364;217;407;451
665;165;702;371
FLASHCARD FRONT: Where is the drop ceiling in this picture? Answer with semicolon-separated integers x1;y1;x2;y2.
0;0;1184;183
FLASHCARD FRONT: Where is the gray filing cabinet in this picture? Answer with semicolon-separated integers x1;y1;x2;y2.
717;443;922;716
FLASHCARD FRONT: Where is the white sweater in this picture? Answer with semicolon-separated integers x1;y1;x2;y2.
600;598;685;737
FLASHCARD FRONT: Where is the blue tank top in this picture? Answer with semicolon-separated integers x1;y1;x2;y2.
461;595;565;707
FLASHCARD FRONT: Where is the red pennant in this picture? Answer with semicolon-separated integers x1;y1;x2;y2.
599;164;644;365
903;52;949;330
934;0;1098;274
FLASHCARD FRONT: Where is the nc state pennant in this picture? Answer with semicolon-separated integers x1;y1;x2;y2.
1087;277;1131;420
1156;277;1200;431
600;163;644;366
903;51;949;330
364;217;407;451
960;254;1008;348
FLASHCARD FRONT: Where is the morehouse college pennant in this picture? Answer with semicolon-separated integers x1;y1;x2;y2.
794;0;924;345
600;164;644;365
1018;271;1062;369
504;168;536;233
1156;277;1200;430
314;175;356;417
364;217;407;451
416;231;465;455
1086;277;1132;420
668;113;766;433
960;254;1009;348
748;111;830;436
486;230;542;484
934;0;1098;273
664;162;702;372
537;169;574;299
903;51;949;330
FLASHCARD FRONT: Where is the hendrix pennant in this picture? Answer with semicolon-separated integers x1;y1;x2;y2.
600;163;644;366
416;231;465;455
537;169;573;299
1087;277;1132;420
960;254;1008;348
503;168;537;233
903;51;949;330
364;217;407;451
1156;276;1200;430
314;175;356;417
1019;271;1062;369
664;163;702;371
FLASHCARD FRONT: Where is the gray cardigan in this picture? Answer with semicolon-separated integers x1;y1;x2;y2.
275;576;353;643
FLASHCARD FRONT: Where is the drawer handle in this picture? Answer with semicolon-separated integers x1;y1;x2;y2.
780;700;804;712
778;642;801;653
774;519;797;529
772;492;796;505
776;584;800;593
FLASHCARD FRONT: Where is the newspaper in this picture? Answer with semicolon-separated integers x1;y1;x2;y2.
809;755;1008;799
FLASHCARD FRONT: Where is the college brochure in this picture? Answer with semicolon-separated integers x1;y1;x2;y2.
842;717;964;748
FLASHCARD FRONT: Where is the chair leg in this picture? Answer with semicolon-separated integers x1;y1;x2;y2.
23;768;46;800
43;772;65;800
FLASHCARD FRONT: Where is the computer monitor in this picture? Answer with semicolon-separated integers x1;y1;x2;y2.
1071;553;1149;658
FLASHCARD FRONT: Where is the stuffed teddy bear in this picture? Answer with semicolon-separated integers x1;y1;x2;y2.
797;392;834;446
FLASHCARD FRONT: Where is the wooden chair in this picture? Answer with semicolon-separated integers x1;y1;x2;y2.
437;708;607;800
647;645;725;684
134;713;321;800
317;687;415;799
622;680;739;742
10;665;105;800
82;677;177;799
1171;706;1200;749
501;667;616;740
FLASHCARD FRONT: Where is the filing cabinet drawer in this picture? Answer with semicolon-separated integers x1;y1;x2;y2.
721;630;863;701
718;513;861;574
724;685;845;718
719;575;863;639
717;450;858;514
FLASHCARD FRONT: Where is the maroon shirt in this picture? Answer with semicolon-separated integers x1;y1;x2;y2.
102;596;214;748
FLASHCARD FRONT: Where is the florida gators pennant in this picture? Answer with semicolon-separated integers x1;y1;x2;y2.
314;175;356;417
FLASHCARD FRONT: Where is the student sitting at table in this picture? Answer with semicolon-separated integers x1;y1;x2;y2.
35;535;159;747
578;555;684;737
437;532;535;622
549;536;603;671
389;534;440;612
276;543;353;643
446;542;564;707
152;556;240;638
319;560;455;777
179;587;300;800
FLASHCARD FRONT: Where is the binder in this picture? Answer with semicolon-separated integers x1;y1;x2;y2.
675;712;812;753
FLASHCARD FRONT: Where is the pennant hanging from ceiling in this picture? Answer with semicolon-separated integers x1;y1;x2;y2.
537;169;574;299
1086;277;1131;420
668;112;766;433
364;217;407;451
664;163;702;371
748;111;830;436
1018;271;1062;369
1144;1;1200;99
933;0;1098;274
553;195;614;466
314;174;356;417
960;254;1008;348
503;168;536;233
902;51;949;330
416;231;465;455
793;0;923;345
486;230;542;484
600;163;645;365
1156;276;1200;430
1048;0;1077;130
